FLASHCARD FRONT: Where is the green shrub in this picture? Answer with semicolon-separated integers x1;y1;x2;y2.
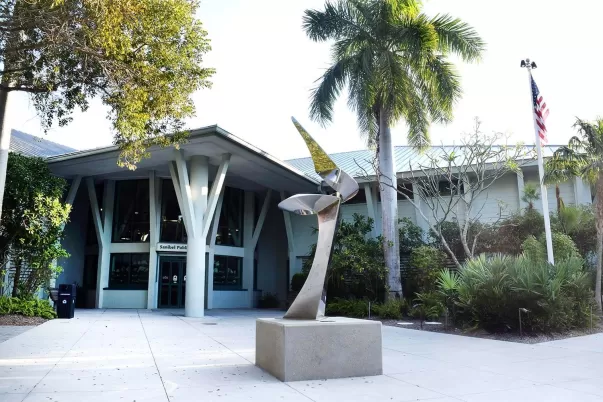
521;232;580;262
373;299;407;319
408;246;446;294
0;297;56;319
411;292;445;320
290;272;307;292
449;254;595;333
326;298;370;318
551;205;597;257
258;293;280;309
495;209;545;255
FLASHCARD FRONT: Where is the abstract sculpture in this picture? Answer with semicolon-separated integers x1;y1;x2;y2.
279;117;359;319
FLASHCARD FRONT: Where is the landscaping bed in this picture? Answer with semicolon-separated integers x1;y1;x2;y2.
378;317;603;344
0;314;48;326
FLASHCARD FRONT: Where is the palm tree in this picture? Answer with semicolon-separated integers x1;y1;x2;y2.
303;0;484;298
545;118;603;311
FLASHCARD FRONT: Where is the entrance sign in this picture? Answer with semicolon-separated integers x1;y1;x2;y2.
157;243;187;252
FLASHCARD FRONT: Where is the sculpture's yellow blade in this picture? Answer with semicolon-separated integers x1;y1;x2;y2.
291;117;337;175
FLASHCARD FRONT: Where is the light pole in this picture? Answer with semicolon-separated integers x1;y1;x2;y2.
520;58;554;265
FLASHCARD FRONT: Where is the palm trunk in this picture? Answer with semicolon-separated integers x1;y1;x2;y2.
594;177;603;311
377;110;402;299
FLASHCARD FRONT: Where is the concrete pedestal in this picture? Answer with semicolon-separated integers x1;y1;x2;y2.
256;317;382;382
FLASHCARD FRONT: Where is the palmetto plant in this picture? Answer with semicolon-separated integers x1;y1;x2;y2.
544;118;603;311
303;0;484;298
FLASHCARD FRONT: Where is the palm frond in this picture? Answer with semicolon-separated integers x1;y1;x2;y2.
303;0;372;42
309;57;353;124
430;14;485;61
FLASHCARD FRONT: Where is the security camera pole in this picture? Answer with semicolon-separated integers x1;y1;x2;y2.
520;58;554;264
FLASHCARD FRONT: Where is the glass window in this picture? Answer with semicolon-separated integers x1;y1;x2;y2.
377;183;414;201
160;179;188;243
215;187;244;247
109;253;149;289
213;255;242;290
112;180;150;243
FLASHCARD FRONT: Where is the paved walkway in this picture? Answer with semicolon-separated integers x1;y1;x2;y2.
0;326;34;344
1;309;603;401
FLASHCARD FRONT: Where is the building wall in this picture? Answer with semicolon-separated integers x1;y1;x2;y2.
256;199;288;302
103;290;147;308
469;173;521;222
524;170;576;212
57;184;89;286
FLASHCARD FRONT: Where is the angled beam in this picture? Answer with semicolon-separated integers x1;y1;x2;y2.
202;153;230;239
174;150;196;238
209;191;224;248
86;178;104;246
251;189;272;248
280;191;294;251
169;160;193;237
148;170;158;244
65;175;82;207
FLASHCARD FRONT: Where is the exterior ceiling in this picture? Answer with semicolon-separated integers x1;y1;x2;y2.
47;126;318;194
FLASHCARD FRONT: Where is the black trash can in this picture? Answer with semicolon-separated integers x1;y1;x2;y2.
57;284;76;319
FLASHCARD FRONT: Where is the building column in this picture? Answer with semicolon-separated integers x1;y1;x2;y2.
412;184;430;240
363;183;378;237
185;155;209;317
147;171;161;309
517;170;527;211
206;192;224;310
280;192;297;288
243;192;255;307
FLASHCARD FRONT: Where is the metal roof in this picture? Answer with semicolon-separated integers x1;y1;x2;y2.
285;145;561;181
10;130;76;157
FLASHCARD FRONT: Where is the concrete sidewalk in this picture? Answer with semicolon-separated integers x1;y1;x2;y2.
1;309;603;401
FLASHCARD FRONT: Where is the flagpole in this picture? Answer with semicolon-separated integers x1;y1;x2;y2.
522;58;554;264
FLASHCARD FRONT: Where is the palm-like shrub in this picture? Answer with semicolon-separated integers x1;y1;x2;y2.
449;254;595;333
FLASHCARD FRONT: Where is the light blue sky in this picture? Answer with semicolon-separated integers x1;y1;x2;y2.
7;0;602;161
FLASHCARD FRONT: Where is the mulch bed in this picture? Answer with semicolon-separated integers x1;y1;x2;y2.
378;317;603;344
0;314;48;326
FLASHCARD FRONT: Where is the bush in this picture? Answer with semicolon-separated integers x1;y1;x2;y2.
0;297;56;319
290;272;307;292
258;293;280;309
551;205;597;258
411;292;445;320
521;232;580;262
373;299;407;319
305;214;387;300
494;209;545;255
326;298;370;318
399;218;431;254
448;254;595;333
408;246;446;294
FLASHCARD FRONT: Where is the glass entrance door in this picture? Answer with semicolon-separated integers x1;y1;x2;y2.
158;256;186;308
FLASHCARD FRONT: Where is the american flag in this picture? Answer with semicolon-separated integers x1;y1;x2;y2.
531;75;549;145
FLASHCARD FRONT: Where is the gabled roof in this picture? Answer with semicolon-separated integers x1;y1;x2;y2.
285;145;561;181
10;130;76;157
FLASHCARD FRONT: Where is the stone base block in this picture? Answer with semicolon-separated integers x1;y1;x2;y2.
255;317;382;382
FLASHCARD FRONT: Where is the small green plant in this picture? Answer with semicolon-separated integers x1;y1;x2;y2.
0;297;56;319
258;293;280;309
326;298;370;318
411;292;445;322
290;272;308;292
373;299;407;319
521;232;580;262
521;183;540;211
408;246;446;294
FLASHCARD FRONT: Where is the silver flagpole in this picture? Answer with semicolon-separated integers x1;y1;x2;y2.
521;58;554;264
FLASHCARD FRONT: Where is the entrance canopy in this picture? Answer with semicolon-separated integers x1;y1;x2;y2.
46;125;318;194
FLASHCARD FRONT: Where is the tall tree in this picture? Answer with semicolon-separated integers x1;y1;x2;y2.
0;0;214;223
303;0;484;298
544;118;603;311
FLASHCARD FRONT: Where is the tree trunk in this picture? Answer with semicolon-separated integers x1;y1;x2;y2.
11;259;21;297
377;111;402;299
594;177;603;312
556;184;562;212
0;86;11;226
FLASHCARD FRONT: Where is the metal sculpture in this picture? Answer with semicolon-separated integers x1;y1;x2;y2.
280;118;359;319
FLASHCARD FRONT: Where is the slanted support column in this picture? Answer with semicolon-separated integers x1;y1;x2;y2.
243;189;272;307
65;176;82;208
363;183;378;237
87;178;114;309
206;191;224;310
147;171;161;309
170;152;230;317
517;170;527;211
280;191;297;288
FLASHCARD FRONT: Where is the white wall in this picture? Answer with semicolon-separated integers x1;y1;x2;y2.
469;173;521;222
524;169;575;213
213;290;249;308
103;290;148;308
57;184;88;286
